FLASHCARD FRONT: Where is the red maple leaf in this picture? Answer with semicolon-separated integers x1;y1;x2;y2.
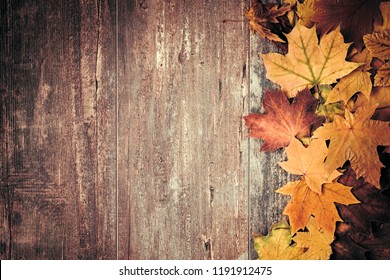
243;88;323;151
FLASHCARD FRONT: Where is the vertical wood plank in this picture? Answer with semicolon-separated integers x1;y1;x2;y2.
0;0;117;259
118;0;249;259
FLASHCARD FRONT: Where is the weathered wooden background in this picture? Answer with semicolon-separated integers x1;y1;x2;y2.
0;0;293;259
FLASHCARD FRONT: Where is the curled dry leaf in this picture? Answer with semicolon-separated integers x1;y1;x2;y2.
261;24;361;98
243;88;323;151
325;48;373;105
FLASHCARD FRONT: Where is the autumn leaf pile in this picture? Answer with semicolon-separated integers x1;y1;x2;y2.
244;0;390;260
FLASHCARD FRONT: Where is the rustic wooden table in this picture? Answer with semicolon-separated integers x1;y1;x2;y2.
0;0;294;259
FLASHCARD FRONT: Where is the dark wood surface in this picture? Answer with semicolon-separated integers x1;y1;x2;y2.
0;0;288;260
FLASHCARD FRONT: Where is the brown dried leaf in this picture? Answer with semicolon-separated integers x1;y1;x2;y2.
313;0;382;51
364;31;390;61
375;61;390;87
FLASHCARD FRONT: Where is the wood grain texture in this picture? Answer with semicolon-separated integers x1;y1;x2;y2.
117;0;249;260
0;0;117;259
0;0;292;260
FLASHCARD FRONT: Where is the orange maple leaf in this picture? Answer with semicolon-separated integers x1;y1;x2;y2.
276;179;360;234
313;103;390;188
243;88;323;151
279;138;341;194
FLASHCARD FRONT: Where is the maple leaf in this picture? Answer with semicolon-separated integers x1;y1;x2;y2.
276;179;360;234
245;4;292;43
330;163;390;259
336;167;390;235
261;24;361;98
253;220;304;260
333;166;390;259
243;88;323;151
293;216;334;260
331;223;367;260
375;61;390;87
313;0;382;51
354;222;390;259
279;138;341;193
313;103;390;188
363;31;390;61
297;0;316;28
333;221;390;260
325;48;373;105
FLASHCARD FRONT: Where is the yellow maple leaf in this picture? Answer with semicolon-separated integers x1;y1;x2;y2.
261;24;361;98
297;0;316;28
276;179;360;234
253;220;304;260
326;48;373;105
313;103;390;188
293;216;334;260
279;138;341;194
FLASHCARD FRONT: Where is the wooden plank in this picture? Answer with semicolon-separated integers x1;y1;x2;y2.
117;0;249;259
0;0;117;259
